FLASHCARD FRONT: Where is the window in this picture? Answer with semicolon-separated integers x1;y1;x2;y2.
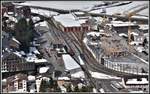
71;27;73;31
68;27;71;32
79;27;81;31
64;28;67;32
74;27;77;31
18;81;23;89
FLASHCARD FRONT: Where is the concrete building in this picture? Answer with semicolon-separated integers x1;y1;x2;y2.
53;14;90;32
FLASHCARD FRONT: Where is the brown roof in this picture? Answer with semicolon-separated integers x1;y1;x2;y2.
6;73;27;83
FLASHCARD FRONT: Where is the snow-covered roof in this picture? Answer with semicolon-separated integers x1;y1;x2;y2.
31;8;59;17
71;71;85;78
90;71;121;79
136;46;145;52
126;78;148;84
18;1;102;10
89;42;99;46
20;51;26;55
4;13;18;23
34;59;48;63
130;32;139;36
87;32;100;36
39;67;49;73
13;51;22;57
129;91;144;93
129;41;142;45
59;86;67;93
2;79;7;82
62;54;80;70
78;19;87;24
54;14;81;27
139;24;148;30
74;12;85;15
90;1;148;16
12;37;21;44
30;47;40;54
32;16;41;23
111;22;137;27
34;21;49;29
26;53;47;63
119;33;128;37
78;56;85;65
99;88;105;93
58;77;70;80
28;75;35;81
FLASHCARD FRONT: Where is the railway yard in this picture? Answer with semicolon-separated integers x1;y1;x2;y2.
1;1;149;93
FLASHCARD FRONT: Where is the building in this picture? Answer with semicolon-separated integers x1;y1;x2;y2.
2;51;35;74
2;2;15;15
3;73;28;93
101;52;149;75
2;7;8;16
108;21;139;34
53;14;90;32
124;78;148;91
15;6;31;18
2;2;15;12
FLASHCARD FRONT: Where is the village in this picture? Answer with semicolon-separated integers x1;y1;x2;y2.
1;1;149;93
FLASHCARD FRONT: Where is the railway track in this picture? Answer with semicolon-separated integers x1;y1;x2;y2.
32;11;148;78
35;14;148;90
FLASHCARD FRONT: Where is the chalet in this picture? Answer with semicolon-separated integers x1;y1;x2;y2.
2;51;35;74
3;73;28;93
2;2;15;15
15;6;31;18
53;14;90;32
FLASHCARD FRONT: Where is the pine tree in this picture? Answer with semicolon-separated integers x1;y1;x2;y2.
66;84;72;92
80;86;87;92
39;79;50;92
14;18;35;52
74;85;80;92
